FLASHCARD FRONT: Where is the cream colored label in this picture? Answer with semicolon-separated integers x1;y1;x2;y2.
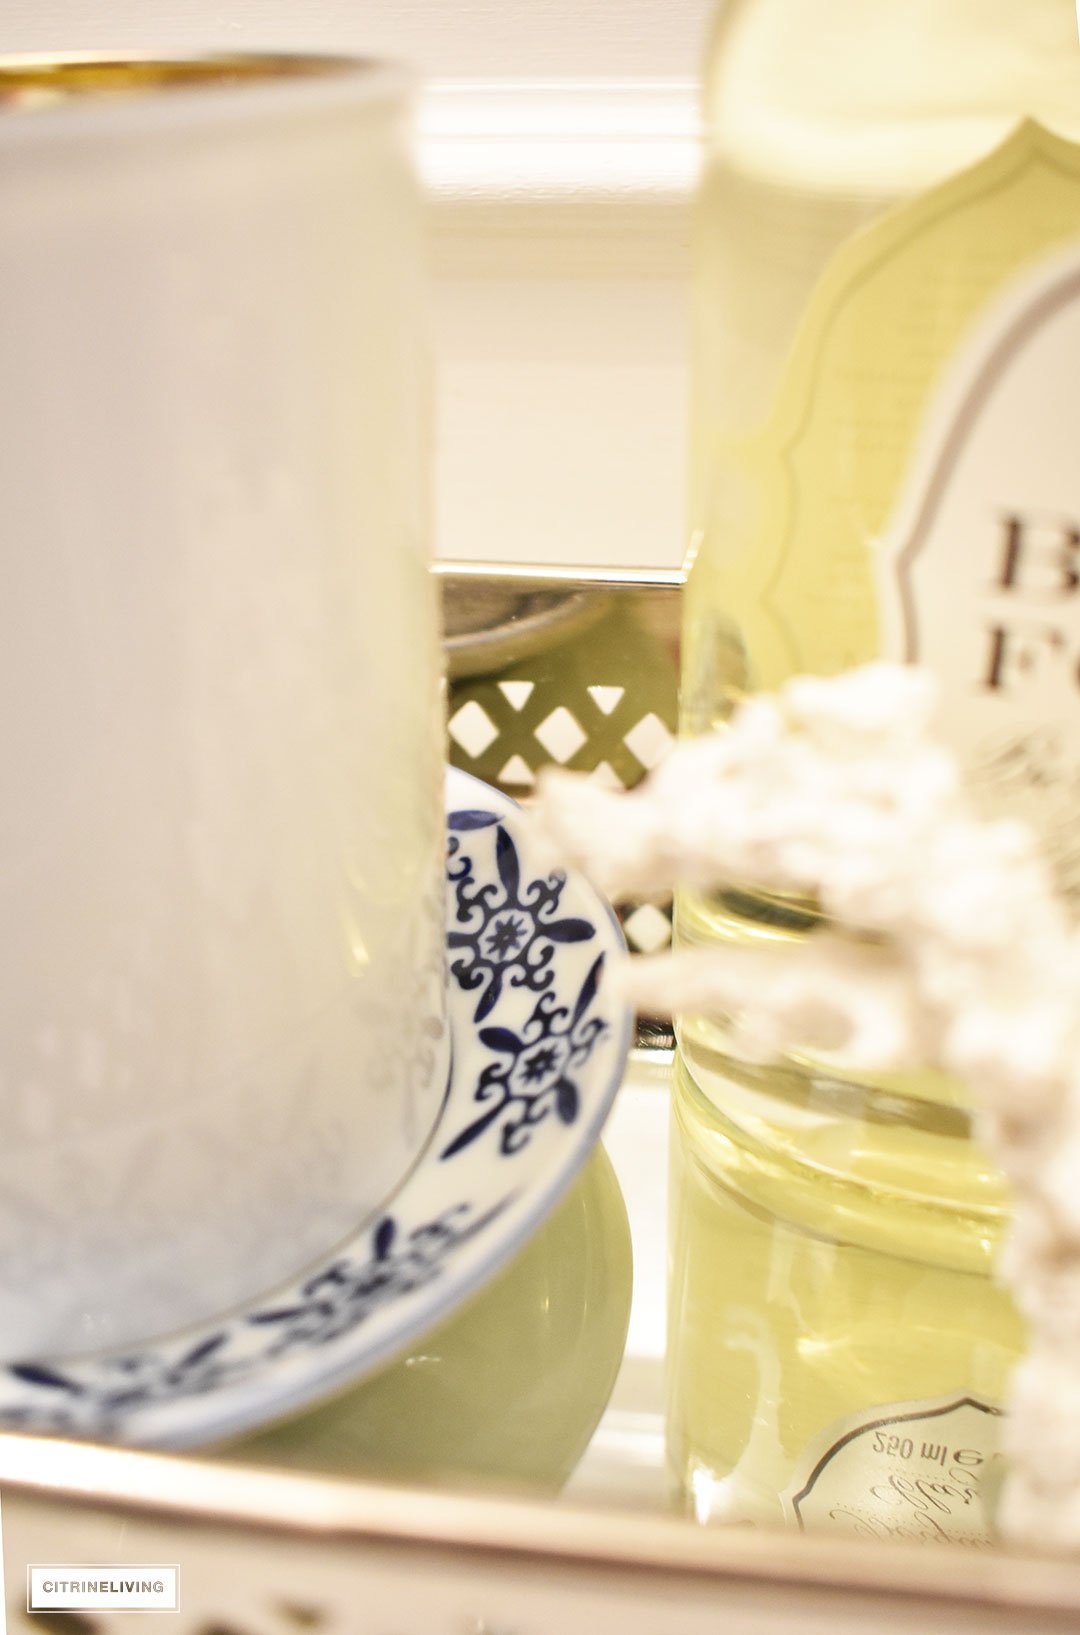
877;241;1080;899
733;120;1080;677
726;119;1080;897
781;1394;1003;1546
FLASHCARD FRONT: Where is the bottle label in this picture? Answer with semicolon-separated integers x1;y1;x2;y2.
780;1393;1003;1545
731;120;1080;898
876;240;1080;897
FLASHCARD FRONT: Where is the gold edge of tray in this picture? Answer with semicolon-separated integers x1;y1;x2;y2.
2;1433;1079;1615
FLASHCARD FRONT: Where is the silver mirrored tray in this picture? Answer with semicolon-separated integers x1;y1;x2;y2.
2;567;1078;1635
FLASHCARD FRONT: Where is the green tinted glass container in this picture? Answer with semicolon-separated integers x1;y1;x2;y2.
668;0;1080;1533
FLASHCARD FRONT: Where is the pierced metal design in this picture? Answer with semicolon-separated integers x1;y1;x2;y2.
440;565;681;1048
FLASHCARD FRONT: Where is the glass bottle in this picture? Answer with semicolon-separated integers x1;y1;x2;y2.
671;0;1080;1535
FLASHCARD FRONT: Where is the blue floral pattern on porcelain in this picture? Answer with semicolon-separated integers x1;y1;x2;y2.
0;770;630;1448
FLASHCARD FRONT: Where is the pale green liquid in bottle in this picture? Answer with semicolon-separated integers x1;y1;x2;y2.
671;0;1080;1526
668;1054;1022;1530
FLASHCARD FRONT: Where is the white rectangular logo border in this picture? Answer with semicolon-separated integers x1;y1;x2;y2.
27;1566;179;1614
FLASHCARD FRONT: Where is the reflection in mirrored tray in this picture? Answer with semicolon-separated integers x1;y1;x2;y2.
4;1050;1080;1635
223;1142;633;1495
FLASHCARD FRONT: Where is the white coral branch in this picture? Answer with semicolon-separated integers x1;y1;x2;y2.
617;940;927;1070
530;660;1080;1548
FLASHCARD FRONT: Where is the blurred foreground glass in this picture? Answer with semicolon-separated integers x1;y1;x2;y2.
0;55;446;1358
667;0;1080;1531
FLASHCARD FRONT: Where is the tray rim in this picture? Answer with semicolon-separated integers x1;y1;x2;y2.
2;1432;1080;1616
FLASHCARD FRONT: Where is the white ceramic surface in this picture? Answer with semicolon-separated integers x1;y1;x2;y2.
0;56;446;1358
0;770;632;1449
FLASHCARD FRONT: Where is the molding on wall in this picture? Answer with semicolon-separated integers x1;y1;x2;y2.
420;78;699;265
